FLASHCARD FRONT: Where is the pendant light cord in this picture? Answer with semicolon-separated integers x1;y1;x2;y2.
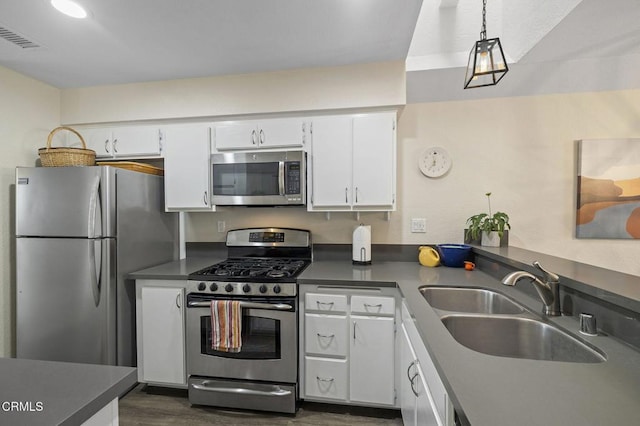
480;0;487;41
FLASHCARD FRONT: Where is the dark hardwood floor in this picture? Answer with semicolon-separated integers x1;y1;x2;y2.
119;384;404;426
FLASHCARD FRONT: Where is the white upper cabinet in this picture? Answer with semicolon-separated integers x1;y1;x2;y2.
163;123;214;211
213;117;307;150
352;114;395;208
80;125;162;159
80;127;113;157
309;111;396;211
310;116;353;208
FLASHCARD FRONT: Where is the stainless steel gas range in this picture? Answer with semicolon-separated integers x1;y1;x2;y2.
186;228;311;414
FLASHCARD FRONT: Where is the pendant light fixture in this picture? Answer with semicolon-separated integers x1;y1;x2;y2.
464;0;508;89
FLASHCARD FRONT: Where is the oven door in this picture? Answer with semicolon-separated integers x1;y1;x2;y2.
186;295;298;383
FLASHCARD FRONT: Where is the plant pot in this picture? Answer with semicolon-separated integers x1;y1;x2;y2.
463;229;482;245
481;230;509;247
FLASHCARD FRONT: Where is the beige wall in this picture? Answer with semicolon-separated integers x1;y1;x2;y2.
60;61;406;124
0;66;60;357
187;90;640;277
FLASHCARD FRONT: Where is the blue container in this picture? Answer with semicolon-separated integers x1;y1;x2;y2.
436;244;471;268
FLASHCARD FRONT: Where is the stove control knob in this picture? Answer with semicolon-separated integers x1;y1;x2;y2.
273;284;281;294
197;282;206;291
242;284;251;293
224;284;234;293
259;284;268;294
209;283;218;292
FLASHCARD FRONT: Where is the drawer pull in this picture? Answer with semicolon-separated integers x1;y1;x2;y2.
364;303;383;308
316;301;334;309
316;376;335;383
316;333;335;339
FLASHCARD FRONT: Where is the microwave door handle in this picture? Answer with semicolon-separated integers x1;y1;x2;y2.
278;161;285;196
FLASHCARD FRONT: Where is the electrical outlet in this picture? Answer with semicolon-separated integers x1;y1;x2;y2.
411;218;426;233
217;221;225;233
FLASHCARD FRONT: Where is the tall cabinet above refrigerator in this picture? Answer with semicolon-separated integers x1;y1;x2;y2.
15;165;178;366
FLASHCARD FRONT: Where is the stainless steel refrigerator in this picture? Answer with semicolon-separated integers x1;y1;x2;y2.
15;166;178;366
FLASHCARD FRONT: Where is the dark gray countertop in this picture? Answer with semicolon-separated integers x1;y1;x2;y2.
300;261;640;426
130;255;640;426
128;257;222;280
0;358;137;426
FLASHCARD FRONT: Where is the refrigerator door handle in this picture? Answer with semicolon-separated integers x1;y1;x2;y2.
88;175;101;238
89;240;102;307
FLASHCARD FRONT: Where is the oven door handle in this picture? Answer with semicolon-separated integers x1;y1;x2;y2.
187;301;294;311
191;383;292;397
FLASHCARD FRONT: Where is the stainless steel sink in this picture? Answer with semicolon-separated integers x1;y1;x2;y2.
420;286;526;314
441;315;606;363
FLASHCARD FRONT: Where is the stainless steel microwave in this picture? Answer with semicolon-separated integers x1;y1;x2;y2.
211;150;306;206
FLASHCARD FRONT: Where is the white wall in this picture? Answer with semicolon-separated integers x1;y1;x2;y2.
0;65;60;357
187;90;640;277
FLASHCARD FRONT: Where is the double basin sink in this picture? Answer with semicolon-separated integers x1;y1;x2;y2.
420;286;605;363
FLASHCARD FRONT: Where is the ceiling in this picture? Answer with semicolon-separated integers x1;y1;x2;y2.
0;0;638;90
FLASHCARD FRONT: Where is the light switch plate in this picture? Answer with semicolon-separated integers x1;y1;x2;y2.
411;218;426;233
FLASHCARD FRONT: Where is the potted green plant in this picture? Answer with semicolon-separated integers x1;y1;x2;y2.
465;192;510;247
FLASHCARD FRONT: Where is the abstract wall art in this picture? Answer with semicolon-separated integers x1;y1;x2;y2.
576;139;640;239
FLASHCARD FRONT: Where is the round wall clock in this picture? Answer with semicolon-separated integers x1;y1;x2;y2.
418;147;452;178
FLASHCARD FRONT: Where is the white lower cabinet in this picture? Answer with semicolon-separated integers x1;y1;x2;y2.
305;313;348;357
304;356;348;400
400;301;454;426
300;286;398;408
350;315;395;405
135;280;187;387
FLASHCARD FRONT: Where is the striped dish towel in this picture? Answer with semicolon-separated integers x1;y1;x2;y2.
210;300;242;352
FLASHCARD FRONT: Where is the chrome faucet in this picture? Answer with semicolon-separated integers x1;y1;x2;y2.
501;261;561;316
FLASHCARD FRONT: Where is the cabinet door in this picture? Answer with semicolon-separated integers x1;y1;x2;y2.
111;126;162;158
139;286;185;385
350;315;395;405
258;118;306;148
400;324;418;426
163;124;212;211
213;121;260;150
310;116;352;208
80;128;113;158
416;363;442;426
352;113;395;208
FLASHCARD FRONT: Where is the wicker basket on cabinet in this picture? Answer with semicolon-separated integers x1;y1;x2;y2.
38;126;96;167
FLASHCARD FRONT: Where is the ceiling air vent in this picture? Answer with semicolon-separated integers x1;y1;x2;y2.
0;26;40;49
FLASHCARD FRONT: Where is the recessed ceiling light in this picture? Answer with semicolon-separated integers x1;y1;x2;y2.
51;0;88;19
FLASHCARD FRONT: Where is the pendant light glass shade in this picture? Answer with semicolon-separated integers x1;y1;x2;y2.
463;0;508;89
464;37;508;89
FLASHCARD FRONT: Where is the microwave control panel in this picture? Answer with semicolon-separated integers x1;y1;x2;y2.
285;162;301;195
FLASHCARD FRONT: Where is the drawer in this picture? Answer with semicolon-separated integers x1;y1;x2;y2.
305;293;347;313
305;314;348;357
351;295;395;316
304;356;347;400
